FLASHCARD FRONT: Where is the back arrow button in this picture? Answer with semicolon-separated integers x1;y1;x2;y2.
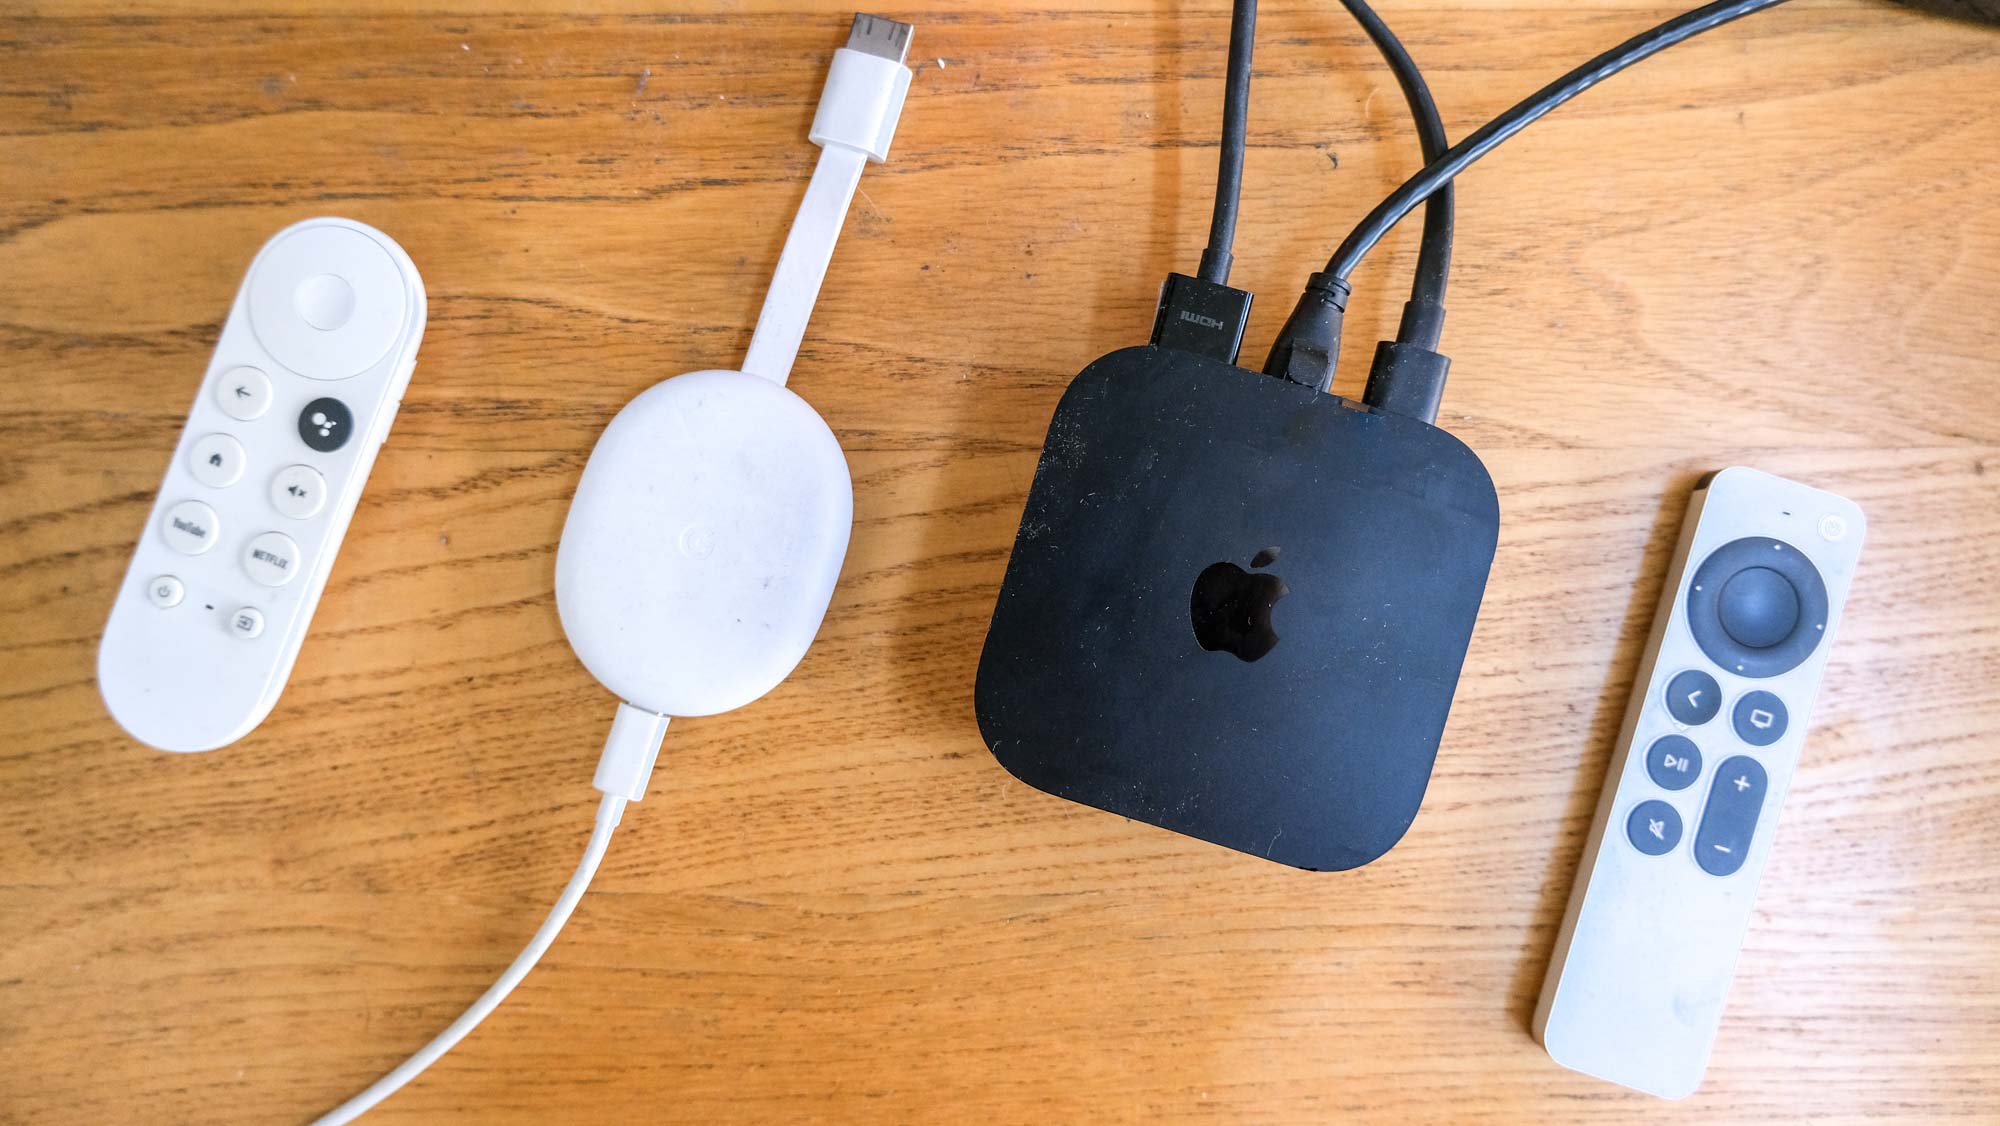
1666;668;1722;725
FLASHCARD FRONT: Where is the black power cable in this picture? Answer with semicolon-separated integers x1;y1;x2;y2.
1267;0;1791;407
1328;0;1786;283
1265;0;1455;397
1200;0;1259;284
1340;0;1452;349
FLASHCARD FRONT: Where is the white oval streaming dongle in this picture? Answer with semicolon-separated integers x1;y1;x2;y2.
555;369;853;717
300;23;913;1122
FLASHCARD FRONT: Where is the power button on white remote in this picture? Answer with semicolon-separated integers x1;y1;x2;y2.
1818;513;1848;541
146;576;184;608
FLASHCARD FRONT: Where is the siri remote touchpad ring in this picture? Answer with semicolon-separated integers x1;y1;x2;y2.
1684;536;1829;678
249;225;408;380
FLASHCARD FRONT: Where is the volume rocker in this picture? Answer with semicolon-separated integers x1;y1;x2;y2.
1692;755;1767;877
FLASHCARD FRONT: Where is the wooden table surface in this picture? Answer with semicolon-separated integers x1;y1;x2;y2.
5;1;1999;1122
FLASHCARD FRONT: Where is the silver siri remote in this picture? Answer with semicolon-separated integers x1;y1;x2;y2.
98;218;425;752
1533;467;1865;1098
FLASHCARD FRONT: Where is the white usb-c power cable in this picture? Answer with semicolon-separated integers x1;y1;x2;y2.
310;15;913;1121
745;13;913;385
311;707;665;1126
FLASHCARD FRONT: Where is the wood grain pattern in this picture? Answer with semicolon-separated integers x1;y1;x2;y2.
4;1;1998;1121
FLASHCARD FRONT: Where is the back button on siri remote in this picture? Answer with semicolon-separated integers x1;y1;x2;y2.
1665;669;1721;726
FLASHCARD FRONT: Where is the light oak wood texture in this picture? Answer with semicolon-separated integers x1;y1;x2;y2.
4;1;1998;1122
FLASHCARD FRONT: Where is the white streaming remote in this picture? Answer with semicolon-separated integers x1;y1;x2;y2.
1533;466;1865;1098
98;218;426;753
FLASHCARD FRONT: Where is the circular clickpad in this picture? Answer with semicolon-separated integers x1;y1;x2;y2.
1685;536;1829;678
248;224;407;380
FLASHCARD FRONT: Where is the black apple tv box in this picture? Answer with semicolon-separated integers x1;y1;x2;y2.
974;346;1499;871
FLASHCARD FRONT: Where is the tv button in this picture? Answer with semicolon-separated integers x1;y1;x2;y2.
1732;690;1788;747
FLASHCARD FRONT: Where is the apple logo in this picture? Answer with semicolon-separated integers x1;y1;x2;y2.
1189;546;1287;662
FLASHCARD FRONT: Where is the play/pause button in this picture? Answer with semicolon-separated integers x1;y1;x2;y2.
1645;734;1703;791
270;464;327;519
